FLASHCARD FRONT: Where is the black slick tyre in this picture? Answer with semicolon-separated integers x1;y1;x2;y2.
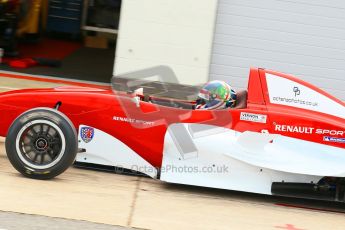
5;108;78;179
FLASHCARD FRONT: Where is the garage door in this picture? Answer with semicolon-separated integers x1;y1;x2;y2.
209;0;345;100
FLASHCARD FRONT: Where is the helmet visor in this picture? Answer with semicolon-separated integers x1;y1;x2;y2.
198;89;210;101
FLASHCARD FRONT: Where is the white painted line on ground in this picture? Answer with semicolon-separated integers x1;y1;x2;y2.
0;87;19;90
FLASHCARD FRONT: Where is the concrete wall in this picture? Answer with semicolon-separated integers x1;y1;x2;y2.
113;0;218;85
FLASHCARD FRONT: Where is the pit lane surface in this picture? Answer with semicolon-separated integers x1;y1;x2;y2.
0;72;345;230
0;211;132;230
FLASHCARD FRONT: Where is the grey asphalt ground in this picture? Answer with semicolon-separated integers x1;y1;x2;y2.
0;211;135;230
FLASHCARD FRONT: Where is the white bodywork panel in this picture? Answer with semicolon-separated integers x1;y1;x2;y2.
229;132;345;177
75;123;345;195
160;124;345;195
76;125;157;178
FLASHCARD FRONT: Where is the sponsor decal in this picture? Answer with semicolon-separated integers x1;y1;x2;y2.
315;129;345;136
274;124;345;136
272;84;318;107
240;112;267;123
80;127;94;143
113;116;155;126
293;86;300;97
272;96;318;107
274;124;314;134
266;73;345;119
323;136;345;143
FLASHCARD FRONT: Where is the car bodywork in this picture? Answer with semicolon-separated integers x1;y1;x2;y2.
1;68;345;201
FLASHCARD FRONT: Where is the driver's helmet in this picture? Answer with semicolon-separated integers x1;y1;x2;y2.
195;80;237;110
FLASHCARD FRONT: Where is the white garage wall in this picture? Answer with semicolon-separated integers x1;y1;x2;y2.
114;0;218;85
210;0;345;100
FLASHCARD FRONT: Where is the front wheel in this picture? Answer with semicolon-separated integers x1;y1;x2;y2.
5;108;78;179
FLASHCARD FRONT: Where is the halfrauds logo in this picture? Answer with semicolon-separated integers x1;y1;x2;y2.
80;127;94;143
293;87;300;97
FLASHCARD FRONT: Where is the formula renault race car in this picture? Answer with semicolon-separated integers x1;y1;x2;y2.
1;68;345;202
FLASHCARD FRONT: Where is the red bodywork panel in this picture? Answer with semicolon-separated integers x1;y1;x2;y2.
0;68;344;167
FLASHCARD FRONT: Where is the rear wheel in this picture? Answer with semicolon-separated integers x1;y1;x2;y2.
5;108;78;179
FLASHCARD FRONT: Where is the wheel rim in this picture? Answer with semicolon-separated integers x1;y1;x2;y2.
15;120;66;170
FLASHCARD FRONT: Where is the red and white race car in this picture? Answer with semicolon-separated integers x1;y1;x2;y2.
1;68;345;202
